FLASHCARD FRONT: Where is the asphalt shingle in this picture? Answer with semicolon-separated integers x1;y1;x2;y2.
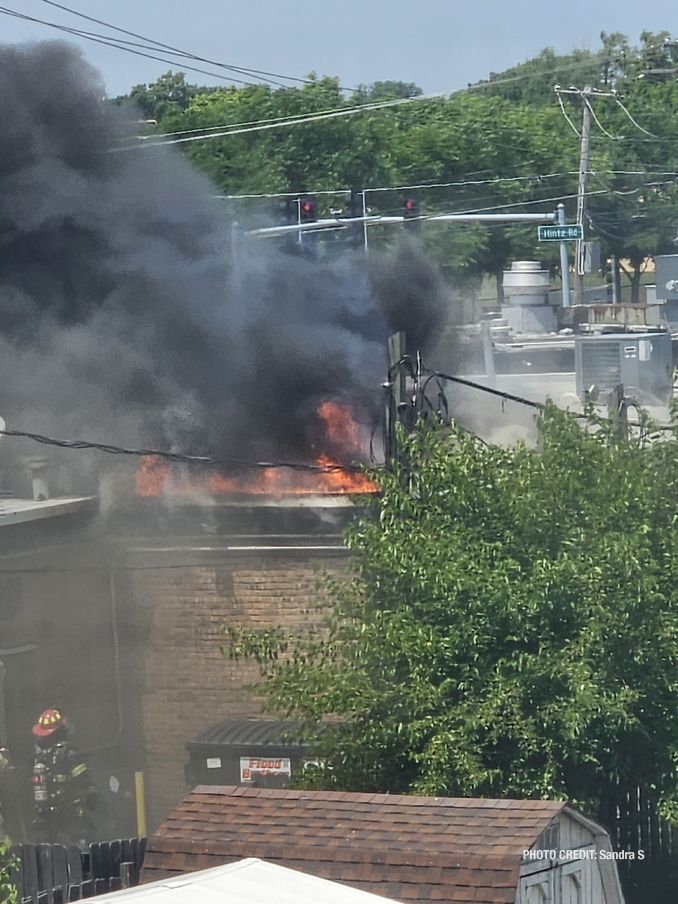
142;786;567;904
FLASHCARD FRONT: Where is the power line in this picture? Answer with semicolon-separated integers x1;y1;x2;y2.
0;428;365;473
585;97;623;141
36;0;320;88
3;373;672;484
417;187;612;220
220;173;577;201
0;6;283;88
220;168;678;202
556;91;581;138
131;100;371;142
420;369;676;434
614;96;657;137
116;91;454;149
121;53;633;149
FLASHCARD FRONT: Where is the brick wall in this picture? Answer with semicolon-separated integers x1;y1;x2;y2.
0;526;352;834
124;546;350;829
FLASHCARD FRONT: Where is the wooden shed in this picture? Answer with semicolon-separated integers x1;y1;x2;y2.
141;786;626;904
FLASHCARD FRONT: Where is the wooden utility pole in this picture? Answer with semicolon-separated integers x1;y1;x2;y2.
555;86;616;305
607;383;628;441
610;254;621;305
574;86;593;306
384;331;407;465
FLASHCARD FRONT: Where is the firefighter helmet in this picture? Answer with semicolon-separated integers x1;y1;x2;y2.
32;708;66;738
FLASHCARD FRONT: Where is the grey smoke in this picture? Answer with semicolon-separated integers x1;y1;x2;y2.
0;41;449;484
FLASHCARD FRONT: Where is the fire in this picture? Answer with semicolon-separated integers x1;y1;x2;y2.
317;400;361;450
135;454;171;497
135;400;376;497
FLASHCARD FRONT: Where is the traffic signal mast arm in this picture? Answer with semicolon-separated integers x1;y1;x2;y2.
247;210;558;237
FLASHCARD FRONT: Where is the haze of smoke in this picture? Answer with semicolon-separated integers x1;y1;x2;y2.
0;41;452;488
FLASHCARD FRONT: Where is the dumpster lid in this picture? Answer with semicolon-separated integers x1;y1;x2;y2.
187;718;311;751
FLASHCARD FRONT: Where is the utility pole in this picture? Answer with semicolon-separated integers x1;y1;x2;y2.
384;331;407;466
607;383;628;441
610;254;620;305
555;86;616;305
574;86;593;306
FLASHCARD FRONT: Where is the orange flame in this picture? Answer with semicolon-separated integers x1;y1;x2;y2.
135;455;172;497
135;400;376;497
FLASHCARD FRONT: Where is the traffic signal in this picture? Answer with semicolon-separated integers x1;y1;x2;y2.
343;189;364;249
402;195;421;232
280;197;297;225
344;189;363;219
299;195;317;223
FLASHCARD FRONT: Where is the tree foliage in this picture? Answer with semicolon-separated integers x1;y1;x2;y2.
0;840;16;904
126;71;205;121
117;31;678;291
229;404;678;821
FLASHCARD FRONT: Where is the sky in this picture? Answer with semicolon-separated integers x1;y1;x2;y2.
0;0;675;98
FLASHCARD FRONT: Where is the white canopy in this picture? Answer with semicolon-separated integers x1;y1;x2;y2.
92;858;402;904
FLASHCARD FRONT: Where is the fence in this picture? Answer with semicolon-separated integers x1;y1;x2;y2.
10;838;147;903
599;789;678;904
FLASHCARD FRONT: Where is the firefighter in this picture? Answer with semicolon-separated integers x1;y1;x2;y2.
31;709;91;846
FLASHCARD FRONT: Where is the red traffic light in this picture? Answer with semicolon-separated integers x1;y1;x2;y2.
402;197;419;218
299;195;317;222
402;195;421;231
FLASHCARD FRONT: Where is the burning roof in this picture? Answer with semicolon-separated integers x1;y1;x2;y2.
135;401;377;498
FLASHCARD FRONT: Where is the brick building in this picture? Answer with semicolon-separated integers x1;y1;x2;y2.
0;495;354;837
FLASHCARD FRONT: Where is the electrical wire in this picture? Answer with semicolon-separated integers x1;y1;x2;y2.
220;168;678;202
585;97;623;141
0;428;365;473
37;0;322;88
0;6;285;88
556;91;582;138
116;91;456;149
416;187;611;220
415;368;676;433
3;373;674;480
220;174;570;200
614;96;657;137
120;52;635;149
131;100;373;142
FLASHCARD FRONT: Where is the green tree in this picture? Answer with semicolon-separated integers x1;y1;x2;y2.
352;81;423;103
127;32;678;289
229;404;678;824
127;71;203;121
0;840;16;904
479;46;605;105
160;75;398;199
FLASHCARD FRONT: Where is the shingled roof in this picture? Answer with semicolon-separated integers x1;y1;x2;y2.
142;786;570;904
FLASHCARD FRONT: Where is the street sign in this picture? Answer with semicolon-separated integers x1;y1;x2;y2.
538;224;583;241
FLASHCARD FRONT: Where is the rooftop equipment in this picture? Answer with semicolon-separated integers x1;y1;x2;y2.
501;261;556;334
575;331;673;403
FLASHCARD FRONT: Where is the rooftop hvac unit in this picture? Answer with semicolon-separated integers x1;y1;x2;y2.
575;332;673;404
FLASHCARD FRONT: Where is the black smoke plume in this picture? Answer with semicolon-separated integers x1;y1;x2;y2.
0;42;449;483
